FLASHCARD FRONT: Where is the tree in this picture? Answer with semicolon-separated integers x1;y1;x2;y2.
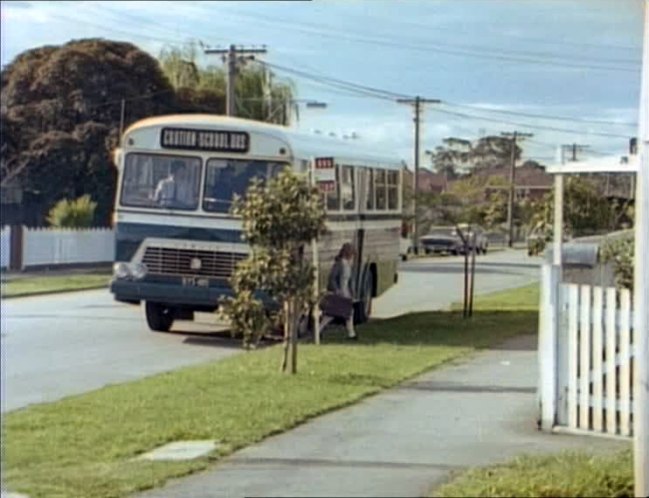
428;137;470;177
601;234;634;291
47;194;97;228
471;135;521;170
483;190;508;229
158;43;296;125
526;176;623;255
428;135;522;175
1;39;176;225
218;169;326;374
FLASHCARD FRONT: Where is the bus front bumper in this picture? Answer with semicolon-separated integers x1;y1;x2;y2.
110;279;234;310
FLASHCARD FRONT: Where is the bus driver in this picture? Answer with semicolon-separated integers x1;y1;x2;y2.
153;160;193;208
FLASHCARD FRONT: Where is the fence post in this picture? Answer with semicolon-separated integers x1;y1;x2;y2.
9;225;24;271
555;281;569;426
538;262;560;431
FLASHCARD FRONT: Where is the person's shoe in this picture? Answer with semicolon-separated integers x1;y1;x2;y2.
346;334;358;341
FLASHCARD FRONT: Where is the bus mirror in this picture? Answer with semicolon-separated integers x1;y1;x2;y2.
113;148;122;168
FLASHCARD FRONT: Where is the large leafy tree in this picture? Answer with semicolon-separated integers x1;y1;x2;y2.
1;39;177;225
428;135;522;175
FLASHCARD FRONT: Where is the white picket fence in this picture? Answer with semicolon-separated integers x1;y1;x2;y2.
22;227;115;267
1;226;10;269
562;284;634;436
538;262;635;438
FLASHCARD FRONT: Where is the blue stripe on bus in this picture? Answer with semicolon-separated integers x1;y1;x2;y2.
115;222;243;261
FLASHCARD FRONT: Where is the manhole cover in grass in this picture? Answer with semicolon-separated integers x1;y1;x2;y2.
137;440;219;461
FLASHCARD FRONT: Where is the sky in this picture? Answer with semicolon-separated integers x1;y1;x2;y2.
0;0;645;168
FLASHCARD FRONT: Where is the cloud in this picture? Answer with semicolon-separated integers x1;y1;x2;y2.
1;2;50;22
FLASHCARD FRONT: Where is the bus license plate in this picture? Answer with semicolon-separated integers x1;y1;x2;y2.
181;276;209;287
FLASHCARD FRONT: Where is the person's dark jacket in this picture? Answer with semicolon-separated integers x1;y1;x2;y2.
327;256;343;294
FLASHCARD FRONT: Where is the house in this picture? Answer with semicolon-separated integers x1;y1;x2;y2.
466;162;554;202
403;162;554;202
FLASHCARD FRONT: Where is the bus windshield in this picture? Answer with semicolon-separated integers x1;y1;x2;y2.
203;159;287;213
121;153;202;210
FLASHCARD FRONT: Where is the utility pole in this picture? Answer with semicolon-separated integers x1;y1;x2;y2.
566;143;590;162
204;44;268;117
501;131;533;247
634;2;648;496
397;96;440;254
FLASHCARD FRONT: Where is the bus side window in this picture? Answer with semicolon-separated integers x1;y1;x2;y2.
375;169;387;210
326;165;341;211
365;168;375;210
387;170;399;210
342;165;355;211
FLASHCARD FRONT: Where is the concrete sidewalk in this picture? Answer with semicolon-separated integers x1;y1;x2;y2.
139;334;627;498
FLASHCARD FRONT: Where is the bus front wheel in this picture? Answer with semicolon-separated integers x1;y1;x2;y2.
145;301;174;332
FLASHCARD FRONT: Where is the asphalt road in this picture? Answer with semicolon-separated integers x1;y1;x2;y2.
374;248;542;318
1;248;541;413
1;293;238;413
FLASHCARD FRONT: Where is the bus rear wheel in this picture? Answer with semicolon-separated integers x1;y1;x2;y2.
145;301;174;332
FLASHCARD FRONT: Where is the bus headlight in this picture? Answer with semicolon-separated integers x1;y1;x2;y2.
113;262;131;279
131;263;148;280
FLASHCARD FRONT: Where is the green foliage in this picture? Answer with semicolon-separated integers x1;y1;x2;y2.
1;39;176;225
525;177;625;255
428;135;521;175
158;43;295;125
4;284;538;498
46;194;97;228
483;191;508;229
218;168;326;370
601;234;634;291
2;273;110;298
434;449;633;497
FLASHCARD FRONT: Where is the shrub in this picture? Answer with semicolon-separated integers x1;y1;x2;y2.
46;194;97;228
601;235;634;291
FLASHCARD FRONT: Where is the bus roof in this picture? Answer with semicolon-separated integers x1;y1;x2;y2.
124;114;405;168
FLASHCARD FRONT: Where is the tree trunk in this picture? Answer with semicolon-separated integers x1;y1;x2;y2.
290;298;298;374
280;300;290;372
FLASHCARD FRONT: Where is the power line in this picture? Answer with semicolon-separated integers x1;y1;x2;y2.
257;60;636;141
443;102;637;128
256;60;409;101
431;107;632;139
339;8;641;53
216;9;640;72
46;11;190;47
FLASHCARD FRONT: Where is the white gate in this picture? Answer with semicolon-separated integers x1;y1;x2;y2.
561;284;635;437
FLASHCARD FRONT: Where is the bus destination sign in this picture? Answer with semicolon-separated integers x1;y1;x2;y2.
160;128;250;153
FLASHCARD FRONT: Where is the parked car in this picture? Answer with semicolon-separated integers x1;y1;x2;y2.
456;223;489;255
419;227;464;255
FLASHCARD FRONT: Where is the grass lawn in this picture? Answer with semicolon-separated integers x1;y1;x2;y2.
3;284;539;498
1;273;111;298
434;449;633;497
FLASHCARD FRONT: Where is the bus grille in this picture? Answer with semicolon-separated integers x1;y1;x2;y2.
142;247;248;279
